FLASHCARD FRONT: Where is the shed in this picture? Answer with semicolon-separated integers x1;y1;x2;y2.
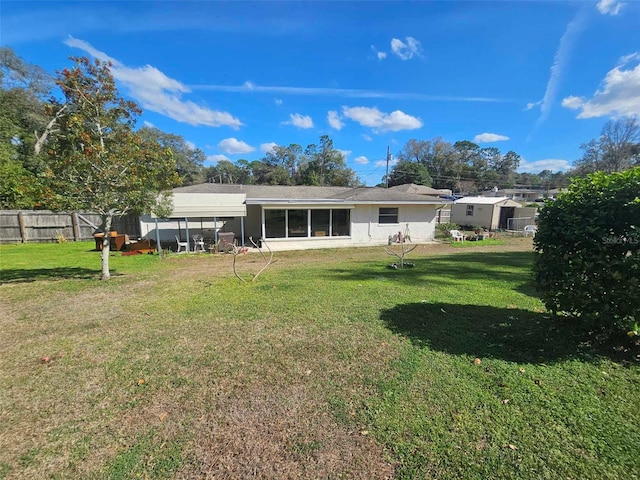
451;197;523;230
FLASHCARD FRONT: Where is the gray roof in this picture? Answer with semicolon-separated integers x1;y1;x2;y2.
388;183;450;196
173;183;449;204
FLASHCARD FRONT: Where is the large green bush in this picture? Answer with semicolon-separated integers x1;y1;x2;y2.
533;168;640;330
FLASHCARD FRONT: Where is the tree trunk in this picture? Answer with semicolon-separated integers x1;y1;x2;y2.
101;214;112;280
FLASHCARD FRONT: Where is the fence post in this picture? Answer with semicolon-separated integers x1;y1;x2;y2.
71;212;80;241
18;211;27;243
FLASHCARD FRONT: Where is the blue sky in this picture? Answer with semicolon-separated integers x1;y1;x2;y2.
3;1;639;185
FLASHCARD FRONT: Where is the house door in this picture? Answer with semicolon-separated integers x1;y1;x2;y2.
499;207;515;229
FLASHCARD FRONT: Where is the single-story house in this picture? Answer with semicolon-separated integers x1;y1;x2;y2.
450;196;532;230
139;184;451;251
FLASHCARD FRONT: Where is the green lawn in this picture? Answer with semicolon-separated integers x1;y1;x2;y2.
0;240;638;479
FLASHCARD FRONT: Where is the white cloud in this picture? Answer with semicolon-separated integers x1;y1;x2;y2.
518;158;572;173
342;106;422;132
375;158;398;168
64;36;242;129
274;98;283;106
191;81;507;103
283;113;314;129
337;149;351;160
532;10;587;133
525;101;542;111
561;95;584;109
185;140;196;150
354;156;369;165
561;53;640;118
370;45;387;61
327;110;344;130
473;133;510;143
390;37;422;60
260;142;278;154
597;0;624;15
217;137;255;154
143;120;155;128
362;134;373;142
206;154;230;163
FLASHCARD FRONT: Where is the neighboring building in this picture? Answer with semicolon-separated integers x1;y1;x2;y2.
450;197;525;230
139;184;451;251
479;189;543;203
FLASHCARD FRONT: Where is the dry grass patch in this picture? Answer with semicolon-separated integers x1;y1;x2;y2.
181;384;395;479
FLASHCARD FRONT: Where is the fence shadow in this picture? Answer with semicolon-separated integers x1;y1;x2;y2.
0;267;99;284
380;302;638;365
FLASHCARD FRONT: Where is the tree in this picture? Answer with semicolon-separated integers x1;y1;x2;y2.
41;57;179;280
205;159;243;184
386;160;432;187
298;135;360;187
263;144;302;183
574;117;640;175
0;48;52;208
533;167;640;332
299;135;360;186
138;126;205;186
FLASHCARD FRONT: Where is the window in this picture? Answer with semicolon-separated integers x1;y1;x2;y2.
287;209;308;237
466;205;474;216
264;208;350;238
331;209;350;236
379;207;399;224
311;210;330;236
264;209;285;238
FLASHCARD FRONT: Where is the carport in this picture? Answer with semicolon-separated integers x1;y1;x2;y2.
147;192;247;252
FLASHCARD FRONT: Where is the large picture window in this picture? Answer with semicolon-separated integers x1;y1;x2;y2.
311;210;330;237
264;208;350;238
332;209;350;236
378;207;399;224
264;209;285;238
287;209;308;237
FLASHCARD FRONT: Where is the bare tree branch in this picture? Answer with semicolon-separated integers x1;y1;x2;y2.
34;105;67;155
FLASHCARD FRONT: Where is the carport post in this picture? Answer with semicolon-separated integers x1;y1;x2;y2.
185;218;190;252
241;217;245;246
154;218;162;255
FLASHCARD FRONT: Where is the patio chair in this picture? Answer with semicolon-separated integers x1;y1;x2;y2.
523;225;537;237
175;235;189;253
192;234;205;253
450;229;464;242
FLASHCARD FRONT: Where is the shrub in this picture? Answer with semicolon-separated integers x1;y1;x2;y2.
436;222;460;234
533;168;640;331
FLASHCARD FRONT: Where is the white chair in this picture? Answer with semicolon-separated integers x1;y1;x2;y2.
523;225;537;237
175;235;189;253
192;234;205;253
450;229;464;242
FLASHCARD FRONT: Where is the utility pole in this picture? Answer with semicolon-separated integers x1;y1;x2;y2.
385;146;390;188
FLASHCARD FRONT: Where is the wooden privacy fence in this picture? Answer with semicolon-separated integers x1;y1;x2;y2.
0;210;140;244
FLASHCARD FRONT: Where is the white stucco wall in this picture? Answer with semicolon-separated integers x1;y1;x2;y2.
261;204;438;251
139;204;439;252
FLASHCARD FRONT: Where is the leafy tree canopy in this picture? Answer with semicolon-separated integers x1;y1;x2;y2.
42;57;179;279
138;126;205;186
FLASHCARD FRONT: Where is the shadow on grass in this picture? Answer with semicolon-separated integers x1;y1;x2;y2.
0;267;99;284
381;302;639;364
325;251;538;297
